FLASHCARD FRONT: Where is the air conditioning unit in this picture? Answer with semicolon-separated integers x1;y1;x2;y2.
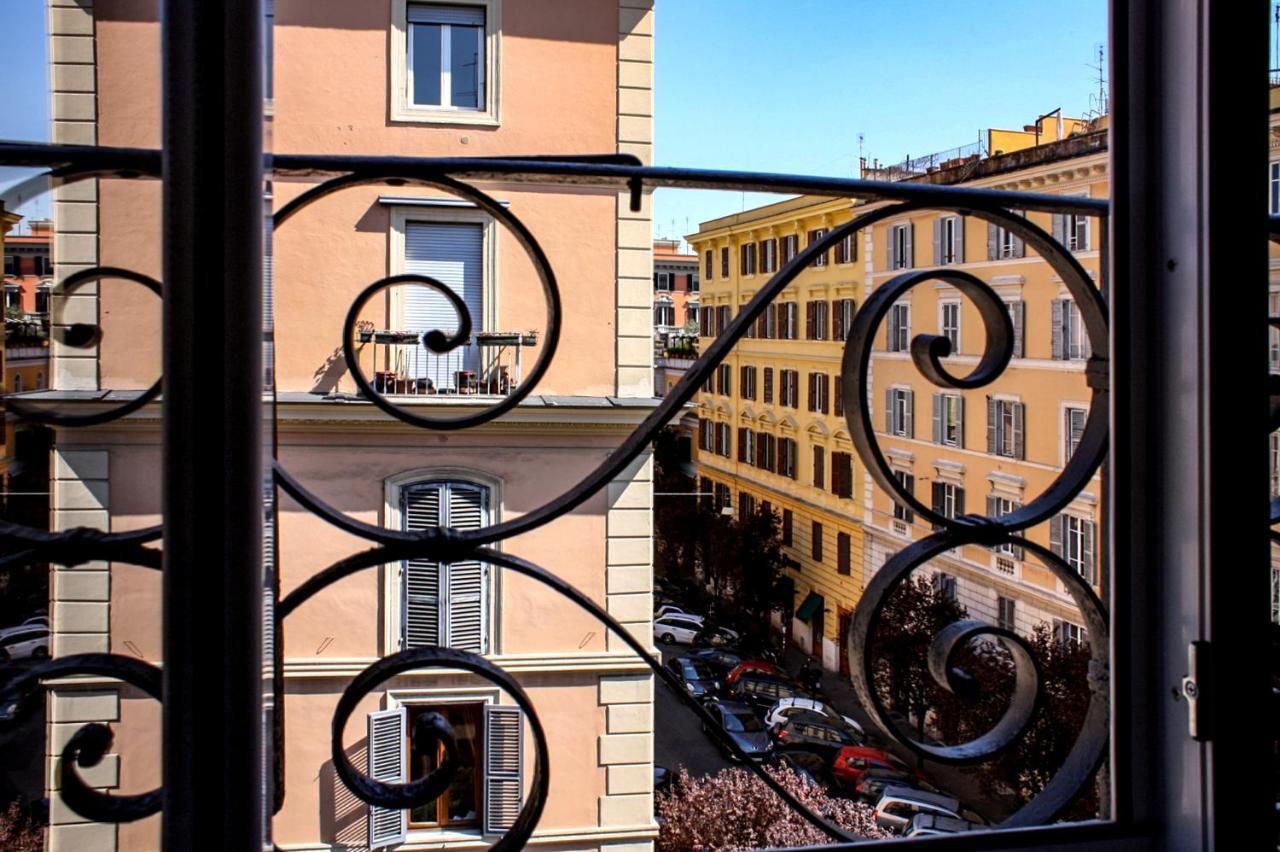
891;519;909;537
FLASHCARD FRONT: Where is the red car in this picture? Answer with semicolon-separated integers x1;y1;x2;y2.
723;660;786;688
831;746;927;786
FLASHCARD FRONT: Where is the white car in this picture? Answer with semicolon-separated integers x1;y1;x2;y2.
873;786;965;834
654;605;704;623
0;616;49;642
0;625;50;661
653;615;704;645
763;696;864;736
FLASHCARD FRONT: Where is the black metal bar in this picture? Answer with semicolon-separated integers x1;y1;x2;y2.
160;2;264;849
1110;2;1271;849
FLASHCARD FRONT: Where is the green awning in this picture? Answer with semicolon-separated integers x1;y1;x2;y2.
795;591;823;623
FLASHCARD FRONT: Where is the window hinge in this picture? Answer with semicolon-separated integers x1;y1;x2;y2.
1179;640;1211;742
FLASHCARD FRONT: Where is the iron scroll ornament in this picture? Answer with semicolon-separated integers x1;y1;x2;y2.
0;142;1111;843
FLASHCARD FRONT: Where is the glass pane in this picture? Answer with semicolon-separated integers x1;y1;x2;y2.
444;706;479;823
411;23;442;106
450;25;482;108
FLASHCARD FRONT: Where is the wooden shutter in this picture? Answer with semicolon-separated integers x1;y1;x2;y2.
403;485;443;648
987;495;998;519
1083;520;1097;584
1049;514;1064;557
904;390;914;437
1052;213;1067;245
445;484;487;653
904;222;914;268
832;301;843;341
737;427;747;461
1012;215;1025;258
837;533;851;575
902;474;915;522
932;217;942;264
763;368;773;403
807;373;816;412
954;216;966;262
1051;299;1065;359
484;705;524;834
1011;300;1025;358
834;381;843;416
987;221;998;260
955;395;965;449
932;482;945;529
955;486;965;516
885;389;893;433
367;708;407;849
805;302;815;340
1013;402;1025;460
887;226;897;270
814;446;825;489
986;396;997;454
932;392;943;444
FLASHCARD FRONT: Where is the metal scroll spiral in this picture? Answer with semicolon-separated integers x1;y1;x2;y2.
0;149;1112;844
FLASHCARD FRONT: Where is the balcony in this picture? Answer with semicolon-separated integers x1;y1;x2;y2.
357;326;537;399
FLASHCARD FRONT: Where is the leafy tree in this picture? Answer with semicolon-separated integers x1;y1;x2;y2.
866;573;968;739
0;801;42;852
656;765;886;850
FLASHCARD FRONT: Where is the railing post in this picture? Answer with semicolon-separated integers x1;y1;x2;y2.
161;2;265;848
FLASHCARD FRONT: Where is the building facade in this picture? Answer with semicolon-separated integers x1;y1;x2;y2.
688;115;1108;673
651;238;697;342
39;1;658;850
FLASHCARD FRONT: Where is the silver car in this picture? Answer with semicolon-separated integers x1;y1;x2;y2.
0;625;50;661
873;785;964;833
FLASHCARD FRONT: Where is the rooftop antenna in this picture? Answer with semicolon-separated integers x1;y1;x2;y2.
1274;3;1279;74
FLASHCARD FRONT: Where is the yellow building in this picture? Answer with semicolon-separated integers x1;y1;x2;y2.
689;113;1109;671
690;196;868;673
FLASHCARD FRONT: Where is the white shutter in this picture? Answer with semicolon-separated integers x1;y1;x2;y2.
484;706;523;834
403;485;443;648
408;4;486;25
444;484;488;654
367;708;408;849
403;222;484;384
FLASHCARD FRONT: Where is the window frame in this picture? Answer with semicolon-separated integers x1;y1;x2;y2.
939;300;961;352
888;302;910;352
392;0;501;126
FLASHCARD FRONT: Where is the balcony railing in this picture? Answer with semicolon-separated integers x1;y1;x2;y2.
358;327;537;398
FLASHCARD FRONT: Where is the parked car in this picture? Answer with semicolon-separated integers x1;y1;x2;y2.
700;698;773;761
654;765;672;793
852;766;938;803
727;673;804;714
832;745;923;786
654;615;704;645
686;647;743;678
771;709;864;758
655;605;704;623
730;633;783;664
691;624;740;648
872;785;966;833
723;660;787;688
665;655;720;698
0;615;49;642
772;749;840;791
0;625;49;661
763;697;864;738
905;813;983;837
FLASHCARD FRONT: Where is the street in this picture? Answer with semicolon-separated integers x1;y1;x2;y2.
653;645;732;780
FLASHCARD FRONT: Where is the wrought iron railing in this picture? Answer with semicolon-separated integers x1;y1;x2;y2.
0;128;1110;846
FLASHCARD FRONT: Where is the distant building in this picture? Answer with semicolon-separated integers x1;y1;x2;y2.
653;238;698;342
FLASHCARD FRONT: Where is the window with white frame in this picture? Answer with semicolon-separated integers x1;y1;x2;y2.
1064;406;1087;463
366;699;524;846
933;392;964;447
654;300;674;327
1052;513;1097;585
399;480;491;653
780;234;799;263
887;387;913;437
1270;291;1280;373
405;4;489;113
740;242;757;276
4;284;20;311
1272;162;1280;216
720;246;730;277
1053;298;1089;360
889;222;913;269
987;495;1024;558
997;596;1016;631
1067;211;1089;251
892;470;914;523
1004;299;1026;358
654;272;672;291
1053;619;1087;648
939;215;961;264
931;481;964;524
940;301;960;352
779;302;798;339
760;238;778;273
987;397;1025;459
933;571;957;602
888;303;910;352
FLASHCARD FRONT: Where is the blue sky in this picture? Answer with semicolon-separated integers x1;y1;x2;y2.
1;0;1109;235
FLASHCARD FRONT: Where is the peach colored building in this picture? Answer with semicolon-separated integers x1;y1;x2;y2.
40;1;658;850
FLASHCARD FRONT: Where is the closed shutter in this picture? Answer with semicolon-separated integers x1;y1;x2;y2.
986;396;997;454
832;301;843;341
763;368;773;403
987;495;998;518
955;486;965;516
887;226;897;270
814;446;825;489
1069;407;1086;457
447;484;487;653
1052;212;1067;245
403;485;443;648
932;482;945;530
1083;520;1096;584
885;389;893;433
409;4;486;25
1011;300;1025;358
904;390;914;438
404;222;484;381
904;222;914;268
834;381;843;416
956;395;966;449
805;302;815;339
367;708;408;849
1051;299;1065;359
932;217;942;264
1011;213;1025;257
1013;402;1025;460
954;216;966;263
738;427;747;462
820;374;829;414
837;533;851;575
987;221;998;260
1049;514;1064;557
807;373;816;412
484;705;523;834
932;392;943;444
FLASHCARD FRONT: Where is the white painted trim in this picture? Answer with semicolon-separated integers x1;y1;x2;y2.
390;0;502;126
383;466;504;656
379;194;511;209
